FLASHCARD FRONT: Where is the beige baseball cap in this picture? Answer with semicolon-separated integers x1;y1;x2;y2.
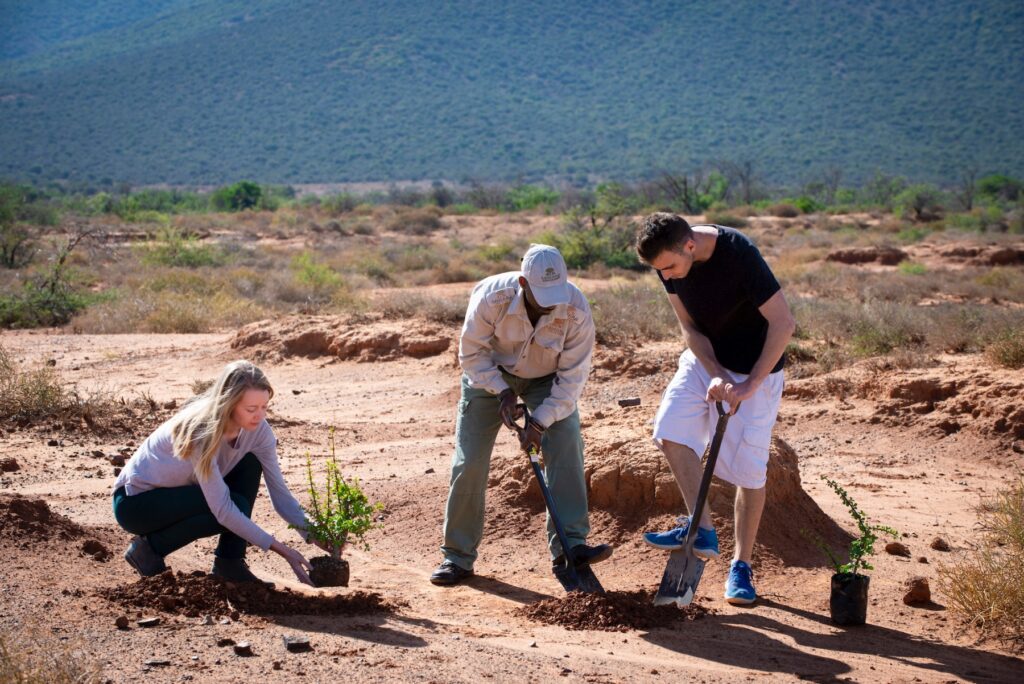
521;244;570;308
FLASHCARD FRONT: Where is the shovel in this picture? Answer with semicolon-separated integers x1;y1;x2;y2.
653;400;735;607
512;404;604;594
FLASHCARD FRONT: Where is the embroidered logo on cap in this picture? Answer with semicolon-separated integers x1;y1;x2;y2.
542;266;560;282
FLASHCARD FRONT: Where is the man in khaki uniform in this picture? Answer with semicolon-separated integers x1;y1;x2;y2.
430;244;612;586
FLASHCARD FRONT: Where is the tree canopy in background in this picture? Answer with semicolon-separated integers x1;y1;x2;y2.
0;0;1021;186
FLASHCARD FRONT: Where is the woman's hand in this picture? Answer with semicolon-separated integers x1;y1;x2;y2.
271;540;313;585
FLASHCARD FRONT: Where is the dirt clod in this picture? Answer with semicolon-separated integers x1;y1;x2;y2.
929;537;950;551
81;538;111;561
234;642;253;657
903;577;931;605
885;542;911;557
617;397;641;407
115;615;129;630
0;458;19;472
99;570;393;618
515;590;711;632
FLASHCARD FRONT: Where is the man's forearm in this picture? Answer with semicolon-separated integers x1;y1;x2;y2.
681;325;732;381
747;319;795;384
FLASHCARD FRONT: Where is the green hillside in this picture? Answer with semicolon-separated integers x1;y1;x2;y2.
1;1;1021;185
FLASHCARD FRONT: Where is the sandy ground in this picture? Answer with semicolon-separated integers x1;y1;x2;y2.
1;319;1022;684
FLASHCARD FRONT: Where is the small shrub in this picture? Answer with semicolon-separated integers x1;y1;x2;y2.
141;227;225;268
768;203;799;218
386;206;443;235
793;196;823;214
986;328;1024;369
295;429;383;555
704;212;747;228
937;477;1024;648
378;292;467;325
0;625;101;684
897;261;927;276
290;251;345;302
590;280;677;345
810;476;898;576
0;345;66;423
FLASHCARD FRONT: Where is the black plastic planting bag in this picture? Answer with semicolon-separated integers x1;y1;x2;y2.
830;573;870;626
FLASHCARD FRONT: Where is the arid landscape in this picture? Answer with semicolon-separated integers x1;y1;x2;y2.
1;210;1023;683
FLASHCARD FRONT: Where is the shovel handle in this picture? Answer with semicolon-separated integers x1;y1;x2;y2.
509;403;582;586
684;400;739;550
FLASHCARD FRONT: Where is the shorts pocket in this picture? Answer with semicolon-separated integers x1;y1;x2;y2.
737;424;772;485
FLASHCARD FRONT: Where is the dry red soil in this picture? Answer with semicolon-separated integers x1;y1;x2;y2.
1;305;1022;682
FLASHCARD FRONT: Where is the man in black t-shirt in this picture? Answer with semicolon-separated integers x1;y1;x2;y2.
634;212;796;605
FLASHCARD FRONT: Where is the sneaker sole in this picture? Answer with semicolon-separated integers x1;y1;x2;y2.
724;594;757;605
694;548;721;560
642;537;684;551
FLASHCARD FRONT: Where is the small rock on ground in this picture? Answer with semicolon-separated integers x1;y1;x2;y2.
930;537;951;551
283;635;311;652
885;541;911;557
903;576;931;605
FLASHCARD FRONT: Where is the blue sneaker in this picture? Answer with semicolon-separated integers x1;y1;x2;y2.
724;560;757;605
642;516;720;559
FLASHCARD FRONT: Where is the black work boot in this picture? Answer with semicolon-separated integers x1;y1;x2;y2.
211;556;270;585
124;536;167;577
553;543;613;570
429;560;473;586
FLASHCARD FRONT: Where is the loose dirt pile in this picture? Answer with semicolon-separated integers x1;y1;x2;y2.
98;570;394;618
232;315;452;362
0;495;88;546
490;424;848;568
515;590;710;631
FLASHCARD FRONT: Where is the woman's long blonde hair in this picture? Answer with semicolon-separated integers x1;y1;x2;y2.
170;360;274;479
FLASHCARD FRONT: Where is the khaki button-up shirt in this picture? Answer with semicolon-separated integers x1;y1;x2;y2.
458;272;595;428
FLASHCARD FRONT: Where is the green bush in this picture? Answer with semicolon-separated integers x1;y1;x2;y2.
209;180;263;211
894;184;945;221
506;184;560;211
977;174;1022;203
291;251;344;299
295;429;383;555
812;476;898;576
794;196;823;214
140;227;225;268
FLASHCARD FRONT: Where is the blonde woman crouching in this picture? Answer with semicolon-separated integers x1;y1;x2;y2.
112;360;322;585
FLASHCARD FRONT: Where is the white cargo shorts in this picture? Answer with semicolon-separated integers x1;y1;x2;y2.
653;349;784;489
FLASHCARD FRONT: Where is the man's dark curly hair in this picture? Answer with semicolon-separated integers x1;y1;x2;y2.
635;212;694;264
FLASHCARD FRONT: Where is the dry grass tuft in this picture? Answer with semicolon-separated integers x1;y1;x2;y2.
0;624;102;683
589;279;678;346
937;478;1024;649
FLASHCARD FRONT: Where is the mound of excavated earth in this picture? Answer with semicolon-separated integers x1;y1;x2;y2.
0;495;89;546
515;590;710;631
231;315;452;362
99;570;394;618
489;413;849;569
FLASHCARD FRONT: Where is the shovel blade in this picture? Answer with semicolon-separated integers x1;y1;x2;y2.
553;561;605;594
653;549;705;607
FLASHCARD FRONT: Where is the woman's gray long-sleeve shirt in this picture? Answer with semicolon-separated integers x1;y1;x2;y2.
113;418;308;551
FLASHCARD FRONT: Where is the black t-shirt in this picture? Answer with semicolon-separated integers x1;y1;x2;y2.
658;226;785;375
